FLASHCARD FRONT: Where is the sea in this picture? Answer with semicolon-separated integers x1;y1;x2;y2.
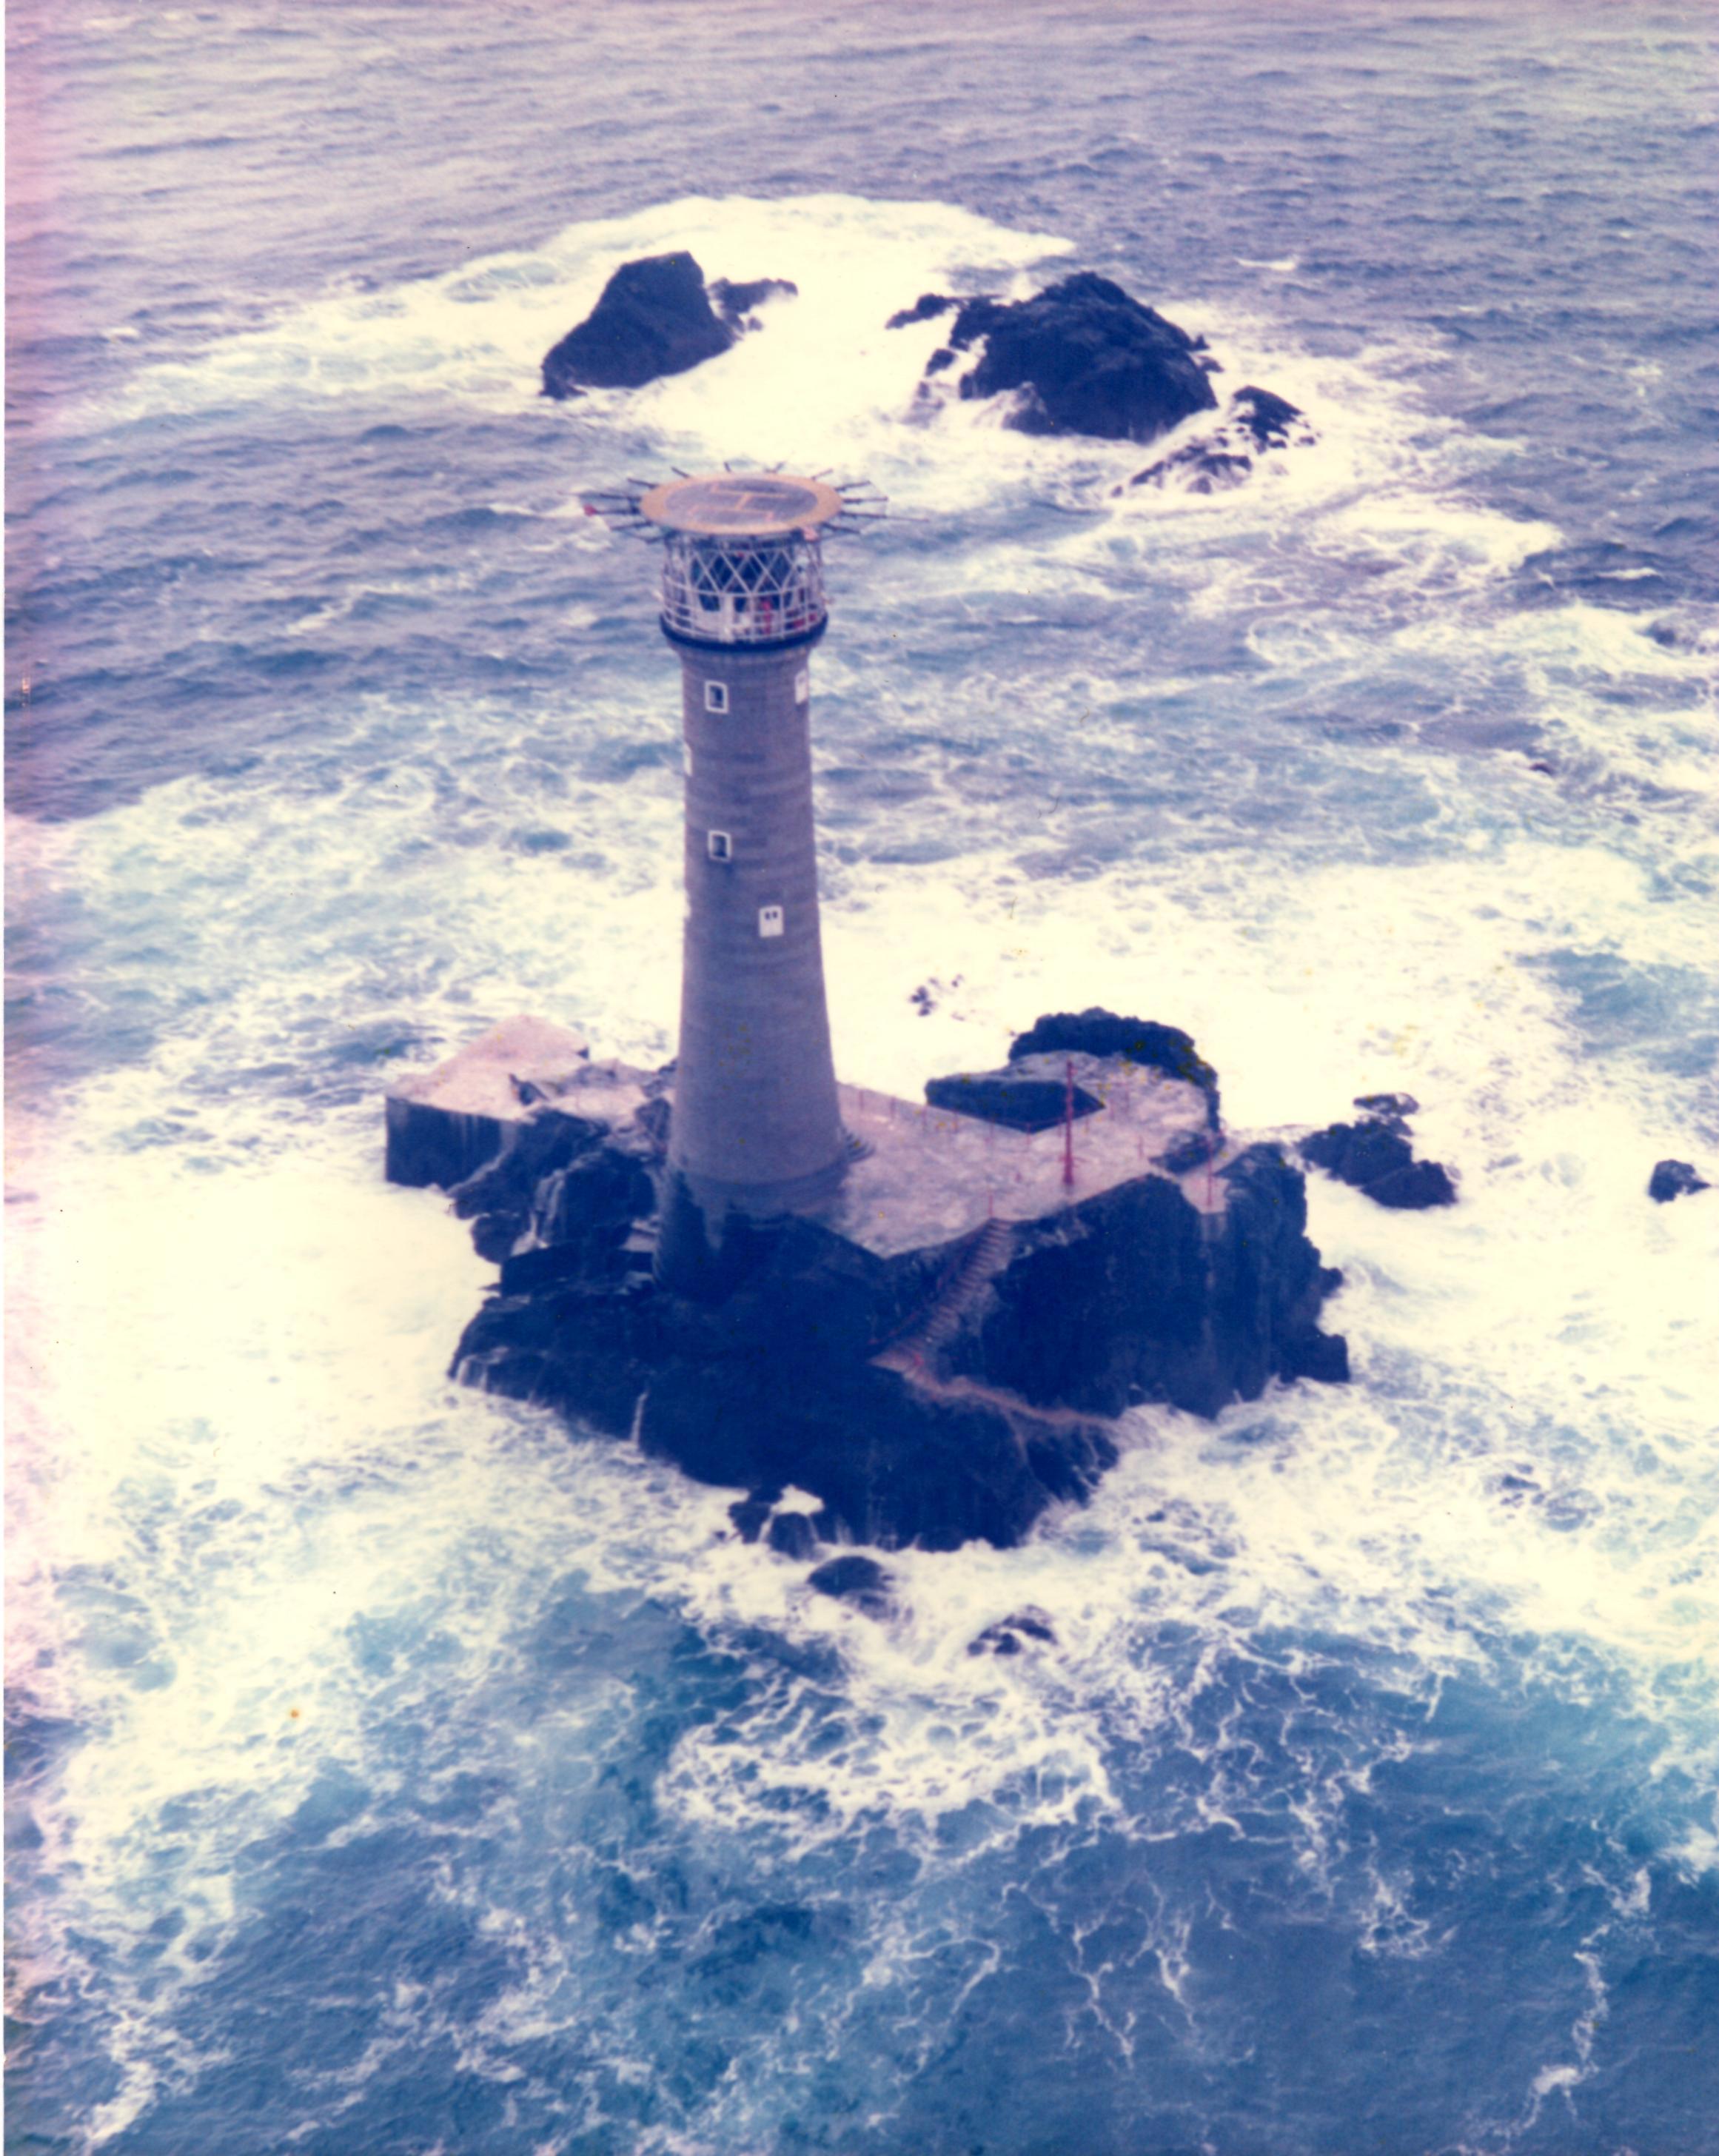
6;4;1718;2152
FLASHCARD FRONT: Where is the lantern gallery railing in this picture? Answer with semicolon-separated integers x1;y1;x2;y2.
657;529;826;645
583;469;884;651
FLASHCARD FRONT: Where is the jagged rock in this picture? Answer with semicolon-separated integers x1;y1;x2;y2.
1008;1009;1222;1128
968;1607;1056;1656
540;252;733;398
766;1511;821;1561
1120;384;1315;495
1300;1103;1456;1211
924;1071;1104;1133
945;1142;1348;1419
709;275;797;329
449;1110;610;1261
807;1556;894;1615
728;1492;780;1543
886;292;958;329
1649;1159;1710;1204
1353;1092;1419;1122
918;273;1218;443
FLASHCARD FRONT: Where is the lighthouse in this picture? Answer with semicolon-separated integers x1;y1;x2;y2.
592;470;877;1290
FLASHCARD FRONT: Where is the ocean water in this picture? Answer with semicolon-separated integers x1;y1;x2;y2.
6;4;1718;2152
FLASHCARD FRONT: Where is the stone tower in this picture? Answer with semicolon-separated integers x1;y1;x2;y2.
615;472;869;1290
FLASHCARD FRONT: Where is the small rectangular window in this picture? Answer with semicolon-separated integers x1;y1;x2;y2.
707;830;732;862
704;680;728;714
794;669;809;705
758;905;784;939
683;745;694;776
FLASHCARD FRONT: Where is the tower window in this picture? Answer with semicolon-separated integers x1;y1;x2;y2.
794;669;809;705
704;680;729;714
758;905;784;939
707;830;732;862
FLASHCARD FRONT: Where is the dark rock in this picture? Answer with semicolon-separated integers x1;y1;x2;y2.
807;1556;894;1615
446;1035;1346;1554
1157;1128;1218;1175
1649;1159;1710;1204
1353;1091;1420;1123
1120;382;1314;495
968;1606;1056;1657
448;1111;610;1262
708;275;798;330
1364;1160;1460;1210
1232;385;1306;447
886;292;958;329
924;345;957;376
947;1142;1347;1419
728;1496;773;1544
1008;1009;1222;1128
540;252;733;398
928;273;1217;443
766;1511;820;1561
384;1094;512;1191
1301;1115;1456;1210
454;1216;1122;1553
924;1071;1104;1133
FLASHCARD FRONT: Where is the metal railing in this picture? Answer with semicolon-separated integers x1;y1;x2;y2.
659;532;827;645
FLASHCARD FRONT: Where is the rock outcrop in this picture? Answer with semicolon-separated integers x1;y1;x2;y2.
942;1142;1349;1418
540;254;796;400
899;273;1219;443
424;1042;1342;1553
1300;1095;1457;1211
1648;1159;1710;1204
1119;384;1316;495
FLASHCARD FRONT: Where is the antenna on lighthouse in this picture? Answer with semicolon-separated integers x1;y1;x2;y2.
583;465;886;1296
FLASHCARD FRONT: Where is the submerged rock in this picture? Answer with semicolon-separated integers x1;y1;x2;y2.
1120;384;1316;495
1648;1159;1710;1204
540;252;734;398
807;1556;894;1616
708;275;797;329
886;292;958;329
1300;1097;1457;1211
909;272;1217;443
968;1606;1056;1656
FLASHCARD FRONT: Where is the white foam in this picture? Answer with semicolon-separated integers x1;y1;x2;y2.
86;193;1069;478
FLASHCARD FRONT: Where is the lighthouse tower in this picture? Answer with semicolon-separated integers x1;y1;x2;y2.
606;471;870;1290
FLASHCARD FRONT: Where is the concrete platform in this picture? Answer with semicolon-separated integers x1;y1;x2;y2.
830;1057;1232;1259
384;1015;593;1188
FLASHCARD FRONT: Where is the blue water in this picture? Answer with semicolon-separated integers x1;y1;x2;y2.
7;4;1718;2152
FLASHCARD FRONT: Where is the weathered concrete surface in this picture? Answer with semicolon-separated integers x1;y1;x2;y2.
831;1062;1218;1257
383;1016;592;1188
